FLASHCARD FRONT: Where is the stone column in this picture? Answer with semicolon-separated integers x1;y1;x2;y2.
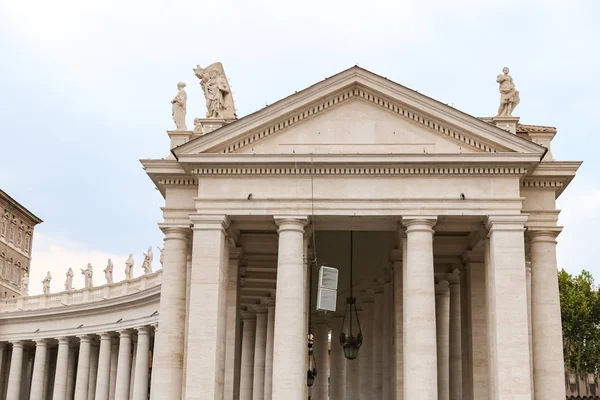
485;216;531;399
383;278;393;399
66;346;77;400
460;264;473;400
448;269;463;400
29;339;48;400
114;330;133;400
403;217;437;400
52;337;70;400
525;261;534;400
109;338;118;399
252;310;268;400
6;341;23;400
358;297;373;399
392;243;404;400
264;304;276;400
312;322;329;400
239;315;256;400
129;341;137;400
329;316;346;400
88;342;99;400
95;333;112;400
436;281;450;400
225;248;243;400
74;335;92;400
150;225;189;400
43;346;53;400
271;216;307;400
372;287;384;398
346;350;359;400
529;230;565;400
132;327;150;400
185;215;230;400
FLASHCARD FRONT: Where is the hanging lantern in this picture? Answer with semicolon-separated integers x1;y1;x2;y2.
306;337;317;387
339;231;363;360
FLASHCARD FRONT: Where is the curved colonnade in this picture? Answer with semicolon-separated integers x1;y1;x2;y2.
0;270;162;400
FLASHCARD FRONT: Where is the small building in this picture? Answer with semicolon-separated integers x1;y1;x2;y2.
0;190;42;298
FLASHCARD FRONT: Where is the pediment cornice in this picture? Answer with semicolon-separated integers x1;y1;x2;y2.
173;66;546;157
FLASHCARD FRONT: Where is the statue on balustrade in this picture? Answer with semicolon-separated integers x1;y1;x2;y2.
42;271;52;294
496;66;520;116
81;263;94;289
125;254;134;280
142;246;153;275
104;259;114;284
171;82;188;130
65;267;74;291
158;246;164;267
21;272;29;296
193;62;236;120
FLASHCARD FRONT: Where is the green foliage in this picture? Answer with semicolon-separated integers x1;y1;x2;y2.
560;269;600;375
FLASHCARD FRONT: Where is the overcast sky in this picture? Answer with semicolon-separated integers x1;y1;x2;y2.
1;0;598;294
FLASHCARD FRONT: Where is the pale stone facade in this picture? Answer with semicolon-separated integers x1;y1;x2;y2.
0;66;581;399
0;190;42;298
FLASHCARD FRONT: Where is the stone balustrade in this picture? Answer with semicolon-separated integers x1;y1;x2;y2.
0;270;162;313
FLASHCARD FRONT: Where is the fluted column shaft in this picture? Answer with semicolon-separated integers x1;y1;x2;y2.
185;215;230;400
330;316;346;400
485;216;531;399
6;341;23;400
52;338;70;400
74;335;92;400
151;226;189;400
449;270;463;400
95;333;112;400
271;217;307;400
252;311;268;400
312;322;329;400
239;316;256;400
436;281;450;400
29;339;48;400
530;230;566;400
264;305;275;400
403;217;438;400
114;330;132;400
132;327;150;400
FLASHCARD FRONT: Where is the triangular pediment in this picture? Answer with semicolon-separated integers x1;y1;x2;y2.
173;66;545;157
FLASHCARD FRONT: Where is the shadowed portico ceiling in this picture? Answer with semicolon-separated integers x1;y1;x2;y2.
173;66;546;158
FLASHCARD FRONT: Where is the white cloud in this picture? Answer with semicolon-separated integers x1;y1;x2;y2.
28;232;159;295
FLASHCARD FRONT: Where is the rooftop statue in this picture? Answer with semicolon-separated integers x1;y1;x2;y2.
21;272;29;295
125;254;134;280
104;258;114;284
81;263;93;289
42;271;52;294
65;267;74;291
496;67;520;117
171;82;188;130
193;62;236;120
158;246;164;267
142;246;153;275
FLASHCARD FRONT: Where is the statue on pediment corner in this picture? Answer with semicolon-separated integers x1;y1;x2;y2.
171;82;188;130
496;67;520;117
193;62;236;120
65;267;74;291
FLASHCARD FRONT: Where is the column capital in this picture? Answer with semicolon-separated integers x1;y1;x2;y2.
135;326;151;335
402;216;437;232
118;330;132;338
158;224;192;238
527;229;561;243
229;247;244;261
98;332;112;341
190;215;230;232
485;215;528;233
57;337;70;346
241;311;257;320
10;340;23;347
34;338;48;346
274;216;308;232
435;281;450;296
77;334;92;343
448;269;460;285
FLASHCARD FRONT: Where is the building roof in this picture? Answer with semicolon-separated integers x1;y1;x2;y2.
0;189;43;224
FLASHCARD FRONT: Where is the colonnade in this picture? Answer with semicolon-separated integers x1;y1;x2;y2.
0;325;155;400
149;214;566;399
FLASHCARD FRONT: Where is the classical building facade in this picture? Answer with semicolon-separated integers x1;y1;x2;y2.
0;65;581;400
0;190;42;298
